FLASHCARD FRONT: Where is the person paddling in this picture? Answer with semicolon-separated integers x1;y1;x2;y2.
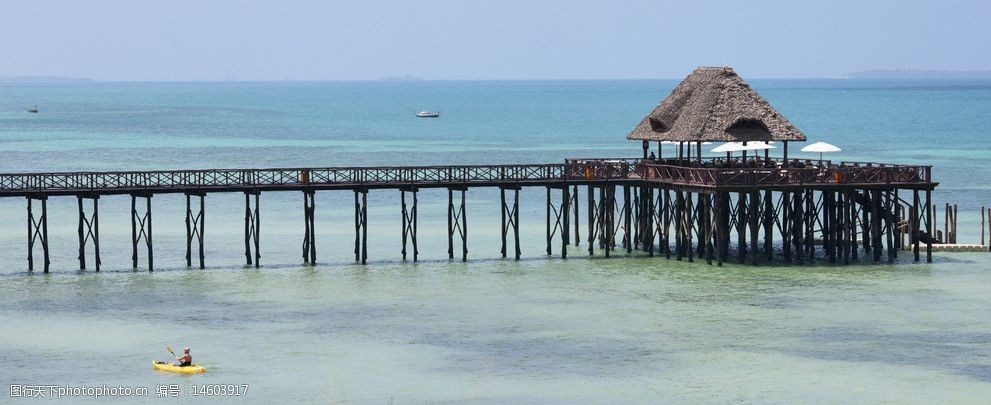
173;347;192;367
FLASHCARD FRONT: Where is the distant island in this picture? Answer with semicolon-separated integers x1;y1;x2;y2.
844;69;991;79
378;75;425;81
0;76;95;85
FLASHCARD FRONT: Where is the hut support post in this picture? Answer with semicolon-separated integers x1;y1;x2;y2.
27;196;50;273
353;189;367;264
244;192;260;267
76;195;101;271
302;190;316;265
401;188;419;262
130;194;153;271
184;192;205;269
500;186;521;260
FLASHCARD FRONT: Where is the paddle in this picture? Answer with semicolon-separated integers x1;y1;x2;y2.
167;345;179;360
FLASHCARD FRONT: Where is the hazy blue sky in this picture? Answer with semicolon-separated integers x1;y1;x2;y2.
2;0;989;81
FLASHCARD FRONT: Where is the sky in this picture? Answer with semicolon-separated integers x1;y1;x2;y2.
1;0;989;81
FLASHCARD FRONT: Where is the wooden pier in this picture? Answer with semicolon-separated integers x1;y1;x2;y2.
2;157;938;272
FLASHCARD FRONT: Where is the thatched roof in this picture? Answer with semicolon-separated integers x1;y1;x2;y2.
627;67;807;142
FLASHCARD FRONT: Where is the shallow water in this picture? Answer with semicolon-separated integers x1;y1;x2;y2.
1;80;991;402
4;257;991;403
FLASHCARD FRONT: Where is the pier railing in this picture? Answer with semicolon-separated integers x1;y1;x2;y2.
0;157;933;196
0;161;639;196
637;158;932;188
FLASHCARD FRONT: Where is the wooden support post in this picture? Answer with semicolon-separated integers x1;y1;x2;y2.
871;189;881;262
662;188;671;258
587;185;596;256
500;186;521;260
448;188;454;258
401;188;419;262
244;192;260;267
793;191;804;265
302;190;316;264
764;190;774;262
27;196;51;273
715;192;727;266
861;191;871;254
704;193;713;265
501;188;508;257
982;205;986;247
130;194;153;271
696;193;706;257
645;186;656;256
76;195;101;271
185;192;205;269
685;191;694;263
514;187;521;260
572;185;580;247
912;190;920;262
805;190;816;260
944;203;949;244
603;186;614;257
925;188;933;262
674;190;684;261
737;192;747;263
562;186;570;258
884;190;898;263
953;204;958;244
352;189;367;264
623;185;632;254
782;191;792;262
749;191;760;265
546;187;552;256
826;191;836;263
446;187;468;261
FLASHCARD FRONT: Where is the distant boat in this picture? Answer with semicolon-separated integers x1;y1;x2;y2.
28;105;38;113
415;111;440;118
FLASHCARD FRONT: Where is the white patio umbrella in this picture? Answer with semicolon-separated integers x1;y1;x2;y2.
712;142;776;163
801;141;841;163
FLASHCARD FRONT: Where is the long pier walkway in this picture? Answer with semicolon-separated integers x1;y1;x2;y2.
2;157;938;272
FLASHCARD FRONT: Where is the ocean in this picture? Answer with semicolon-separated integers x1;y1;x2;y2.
1;79;990;403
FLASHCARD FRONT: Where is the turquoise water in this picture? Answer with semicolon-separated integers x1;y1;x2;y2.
1;80;991;402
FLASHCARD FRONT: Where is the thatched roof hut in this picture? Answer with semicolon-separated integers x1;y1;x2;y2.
628;67;807;143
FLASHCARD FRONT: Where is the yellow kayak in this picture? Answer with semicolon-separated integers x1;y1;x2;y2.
153;361;207;373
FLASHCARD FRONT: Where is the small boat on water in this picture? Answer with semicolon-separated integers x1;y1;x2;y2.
152;361;207;374
415;111;440;118
28;105;38;113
